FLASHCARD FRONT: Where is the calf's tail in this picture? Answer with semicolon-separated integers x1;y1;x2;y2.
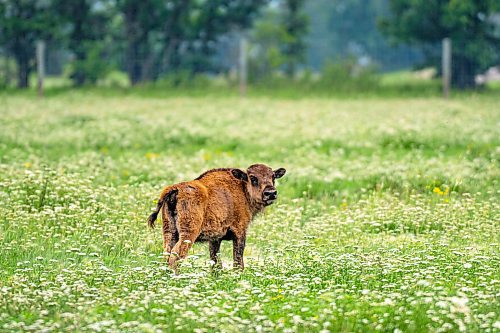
147;188;178;229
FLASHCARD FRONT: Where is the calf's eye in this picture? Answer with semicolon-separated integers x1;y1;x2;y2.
250;176;258;186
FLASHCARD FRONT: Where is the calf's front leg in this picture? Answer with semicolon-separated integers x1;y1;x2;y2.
232;234;246;269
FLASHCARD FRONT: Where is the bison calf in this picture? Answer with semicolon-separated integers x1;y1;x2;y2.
148;164;286;272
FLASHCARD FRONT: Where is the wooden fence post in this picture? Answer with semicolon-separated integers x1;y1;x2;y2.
36;40;46;97
442;38;452;99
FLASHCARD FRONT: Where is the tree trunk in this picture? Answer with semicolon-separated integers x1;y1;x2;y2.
69;0;89;87
16;53;30;89
162;38;180;73
3;55;11;86
161;0;190;75
123;2;142;86
71;50;87;87
126;41;142;85
285;61;296;78
452;54;477;89
72;68;87;87
141;52;158;82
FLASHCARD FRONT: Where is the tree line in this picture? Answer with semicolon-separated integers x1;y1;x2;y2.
0;0;499;90
0;0;270;88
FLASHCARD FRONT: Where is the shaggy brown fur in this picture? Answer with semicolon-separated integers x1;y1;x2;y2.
148;164;286;272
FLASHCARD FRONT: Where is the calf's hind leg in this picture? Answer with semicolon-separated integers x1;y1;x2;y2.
168;232;199;273
161;190;179;259
209;239;222;268
162;224;178;258
167;206;204;273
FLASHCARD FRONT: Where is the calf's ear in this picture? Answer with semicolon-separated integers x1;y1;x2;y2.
273;168;286;179
231;168;248;182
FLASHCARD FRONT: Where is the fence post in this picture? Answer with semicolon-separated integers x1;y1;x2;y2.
442;38;451;99
36;40;46;97
239;36;247;97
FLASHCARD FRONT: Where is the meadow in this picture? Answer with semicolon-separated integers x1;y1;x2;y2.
0;91;499;332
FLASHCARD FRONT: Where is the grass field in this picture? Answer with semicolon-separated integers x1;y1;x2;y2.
0;92;499;332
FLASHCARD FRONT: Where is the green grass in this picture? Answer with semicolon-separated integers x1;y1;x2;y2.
5;69;500;100
0;92;499;332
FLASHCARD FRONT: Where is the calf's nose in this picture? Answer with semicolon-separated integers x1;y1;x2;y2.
263;189;277;198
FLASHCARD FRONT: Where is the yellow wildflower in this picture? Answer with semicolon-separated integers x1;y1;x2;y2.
433;187;443;195
145;152;159;160
203;152;212;161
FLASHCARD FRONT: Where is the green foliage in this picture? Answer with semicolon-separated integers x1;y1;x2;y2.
0;94;499;331
0;54;16;87
55;0;114;86
316;59;380;92
250;58;380;95
116;0;268;85
97;70;129;88
0;0;267;88
380;0;500;89
281;0;309;77
0;0;61;88
154;71;214;89
248;1;309;82
65;42;112;85
1;0;498;92
303;0;424;72
248;8;288;82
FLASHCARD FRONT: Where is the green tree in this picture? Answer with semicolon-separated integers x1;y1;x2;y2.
116;0;267;85
248;7;287;82
380;0;500;88
0;0;60;88
281;0;309;77
116;0;162;85
179;0;268;75
160;0;192;75
55;0;113;86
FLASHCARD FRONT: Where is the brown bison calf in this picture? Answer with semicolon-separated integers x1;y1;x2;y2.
148;164;286;272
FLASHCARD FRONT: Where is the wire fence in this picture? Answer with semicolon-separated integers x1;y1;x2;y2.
0;36;499;92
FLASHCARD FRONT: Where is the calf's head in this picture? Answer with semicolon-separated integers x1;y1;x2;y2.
232;164;286;206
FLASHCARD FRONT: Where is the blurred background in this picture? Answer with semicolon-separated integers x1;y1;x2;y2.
0;0;499;95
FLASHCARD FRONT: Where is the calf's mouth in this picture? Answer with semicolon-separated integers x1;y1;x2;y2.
263;195;277;206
